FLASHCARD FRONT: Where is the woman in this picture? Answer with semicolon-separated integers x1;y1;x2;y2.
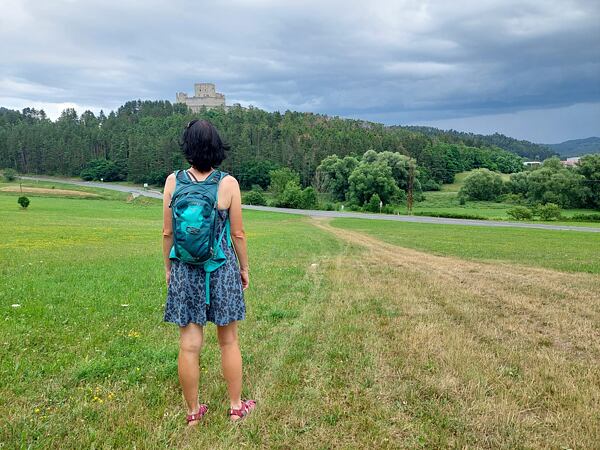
162;119;255;425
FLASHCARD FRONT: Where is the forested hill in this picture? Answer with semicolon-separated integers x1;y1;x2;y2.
402;126;556;161
545;137;600;158
0;101;524;189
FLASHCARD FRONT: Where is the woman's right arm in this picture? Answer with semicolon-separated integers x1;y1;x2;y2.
227;177;249;290
162;174;176;284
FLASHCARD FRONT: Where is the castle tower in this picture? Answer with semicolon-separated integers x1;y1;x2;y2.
176;83;226;112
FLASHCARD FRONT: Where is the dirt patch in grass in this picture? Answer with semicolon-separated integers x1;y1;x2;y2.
311;217;600;448
0;186;100;197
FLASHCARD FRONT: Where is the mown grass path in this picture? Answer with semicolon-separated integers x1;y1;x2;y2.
1;194;599;448
315;218;600;448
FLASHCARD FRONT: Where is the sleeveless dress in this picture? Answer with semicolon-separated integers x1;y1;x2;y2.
163;208;246;327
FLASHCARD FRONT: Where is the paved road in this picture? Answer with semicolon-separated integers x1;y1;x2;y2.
20;176;600;233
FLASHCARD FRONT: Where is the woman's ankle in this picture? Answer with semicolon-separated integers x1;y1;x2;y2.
230;400;242;410
187;402;200;414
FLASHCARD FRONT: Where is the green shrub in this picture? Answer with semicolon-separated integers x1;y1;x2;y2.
414;211;488;220
80;159;127;182
269;168;300;195
365;193;382;213
18;196;30;209
570;213;600;222
421;179;441;191
507;206;533;220
273;180;303;208
536;203;562;221
243;189;267;206
3;168;17;182
459;169;504;201
299;187;318;209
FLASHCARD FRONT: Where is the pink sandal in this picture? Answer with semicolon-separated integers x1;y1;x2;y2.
186;404;208;424
228;399;256;421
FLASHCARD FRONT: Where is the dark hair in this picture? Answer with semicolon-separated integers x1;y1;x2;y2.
180;119;229;171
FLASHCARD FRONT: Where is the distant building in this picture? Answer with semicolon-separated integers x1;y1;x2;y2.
523;161;542;167
561;157;581;167
176;83;226;112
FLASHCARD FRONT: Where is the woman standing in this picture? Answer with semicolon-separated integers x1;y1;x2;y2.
162;119;255;425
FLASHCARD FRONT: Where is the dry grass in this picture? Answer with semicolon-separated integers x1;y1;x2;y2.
0;186;100;197
311;218;600;448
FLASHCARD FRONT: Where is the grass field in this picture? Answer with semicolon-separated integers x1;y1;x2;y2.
0;180;133;202
1;191;599;448
330;218;600;274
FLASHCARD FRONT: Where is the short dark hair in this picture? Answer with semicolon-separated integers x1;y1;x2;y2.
180;119;229;171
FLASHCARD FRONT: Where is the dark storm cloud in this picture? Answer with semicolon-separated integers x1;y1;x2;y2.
1;0;599;140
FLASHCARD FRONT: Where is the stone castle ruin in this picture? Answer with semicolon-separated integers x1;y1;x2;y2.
176;83;226;112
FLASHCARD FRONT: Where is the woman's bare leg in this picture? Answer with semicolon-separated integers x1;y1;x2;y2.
178;323;204;424
217;321;243;414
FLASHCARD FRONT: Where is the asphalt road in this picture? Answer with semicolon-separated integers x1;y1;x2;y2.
19;176;600;233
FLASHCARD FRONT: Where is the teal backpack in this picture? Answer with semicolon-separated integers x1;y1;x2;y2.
169;169;231;305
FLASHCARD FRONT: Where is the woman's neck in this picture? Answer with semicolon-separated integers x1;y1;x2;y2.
189;166;214;177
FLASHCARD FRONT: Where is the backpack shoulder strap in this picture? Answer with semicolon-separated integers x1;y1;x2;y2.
174;169;192;185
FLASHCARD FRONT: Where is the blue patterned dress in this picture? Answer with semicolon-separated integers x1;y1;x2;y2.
163;208;246;327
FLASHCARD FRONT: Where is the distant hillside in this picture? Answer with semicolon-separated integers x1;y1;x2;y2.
545;137;600;158
400;126;557;161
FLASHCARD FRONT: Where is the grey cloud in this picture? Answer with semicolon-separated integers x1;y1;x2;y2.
1;0;599;140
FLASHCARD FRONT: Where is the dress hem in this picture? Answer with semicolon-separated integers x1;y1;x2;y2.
163;315;245;327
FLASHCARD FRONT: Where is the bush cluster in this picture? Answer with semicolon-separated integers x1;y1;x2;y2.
507;203;562;221
3;168;17;181
243;189;267;206
80;159;127;182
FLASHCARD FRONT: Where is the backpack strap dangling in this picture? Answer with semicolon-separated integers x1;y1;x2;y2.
204;215;230;305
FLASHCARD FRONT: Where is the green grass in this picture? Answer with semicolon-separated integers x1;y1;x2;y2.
0;194;366;448
2;192;599;447
330;218;600;273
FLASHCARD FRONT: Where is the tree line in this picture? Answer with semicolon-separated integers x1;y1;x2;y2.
459;156;600;210
403;126;557;161
0;101;524;192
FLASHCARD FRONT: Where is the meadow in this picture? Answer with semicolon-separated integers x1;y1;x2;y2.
1;187;599;448
412;171;599;224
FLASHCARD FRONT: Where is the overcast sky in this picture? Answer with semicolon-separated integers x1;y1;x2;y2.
1;0;599;143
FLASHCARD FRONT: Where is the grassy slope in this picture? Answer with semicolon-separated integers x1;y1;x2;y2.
330;218;600;274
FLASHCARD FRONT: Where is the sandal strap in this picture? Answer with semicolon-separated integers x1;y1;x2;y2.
186;404;208;422
229;400;256;418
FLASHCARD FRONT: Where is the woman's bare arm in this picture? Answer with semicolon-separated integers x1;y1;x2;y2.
162;174;176;284
226;177;249;290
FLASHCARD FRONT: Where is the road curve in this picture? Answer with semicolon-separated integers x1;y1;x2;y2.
19;176;600;233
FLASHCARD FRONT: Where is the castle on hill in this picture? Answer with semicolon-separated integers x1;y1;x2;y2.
176;83;226;112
